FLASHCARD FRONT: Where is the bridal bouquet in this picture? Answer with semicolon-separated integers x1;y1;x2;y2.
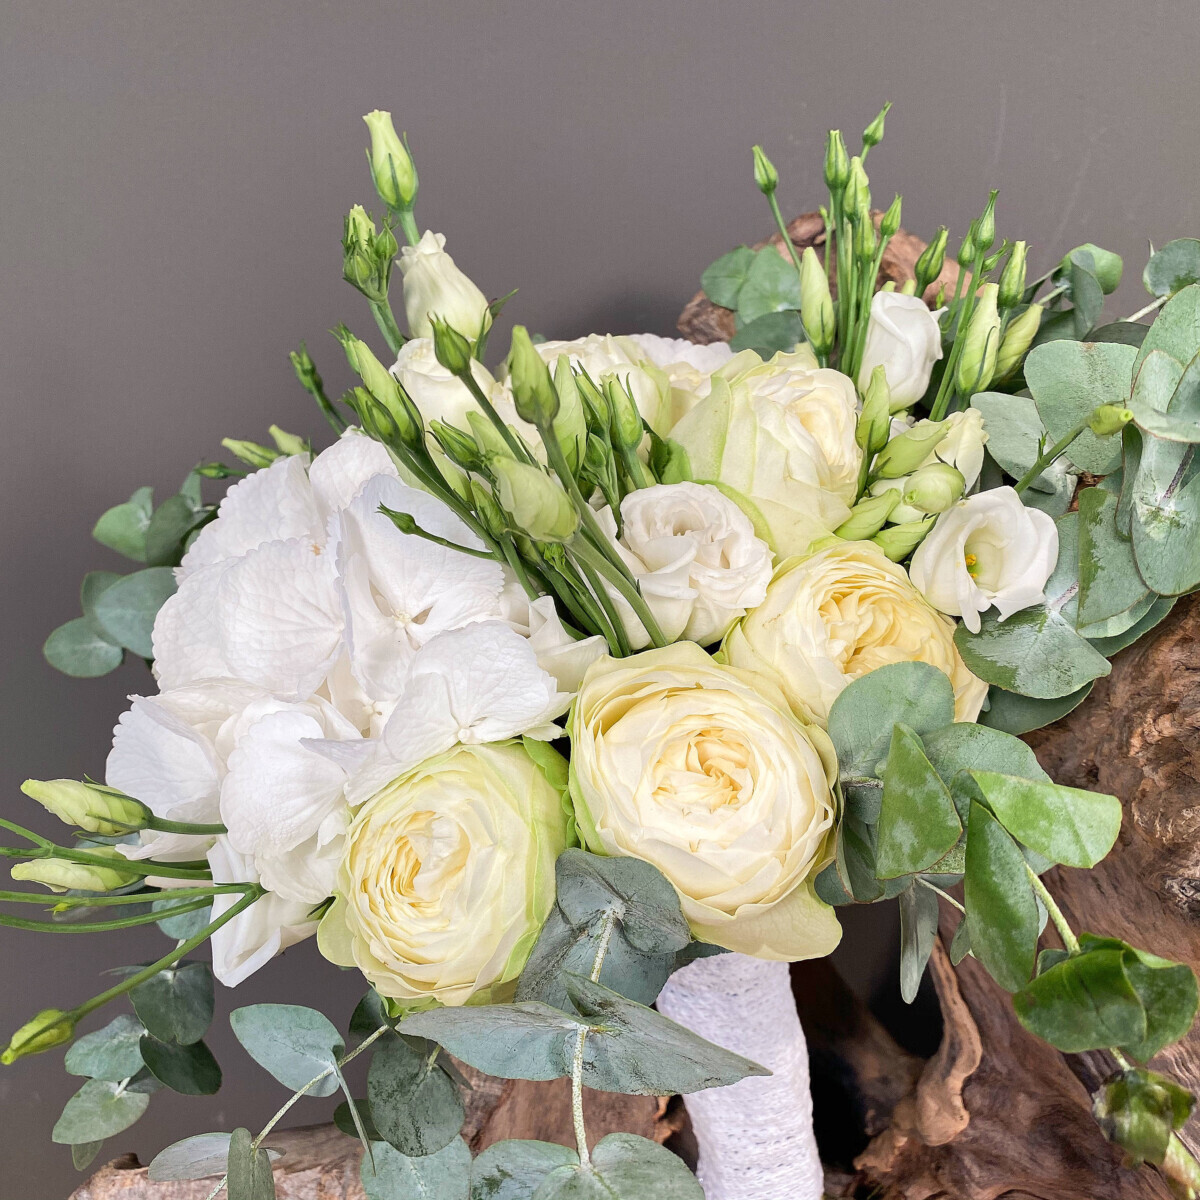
6;105;1200;1200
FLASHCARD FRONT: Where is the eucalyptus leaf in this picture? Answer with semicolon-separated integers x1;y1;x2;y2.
1077;487;1151;628
139;1035;222;1095
227;1127;276;1200
469;1140;578;1200
153;897;212;941
1088;596;1176;657
964;802;1038;992
1134;284;1200;374
1076;592;1157;641
64;1014;146;1081
978;682;1094;735
971;393;1046;482
1099;937;1200;1063
43;617;124;678
728;310;803;357
1132;459;1200;595
701;246;755;310
72;1141;105;1172
735;247;802;325
350;990;397;1040
898;882;940;1004
149;1133;281;1182
92;487;153;561
144;493;209;567
131;961;214;1046
52;1078;151;1144
921;721;1050;786
949;917;972;966
532;1133;702;1199
367;1032;463;1158
360;1136;471;1200
80;570;122;631
91;566;178;658
1144;240;1200;299
333;1099;382;1143
1088;322;1150;349
229;1004;344;1097
1094;1068;1196;1167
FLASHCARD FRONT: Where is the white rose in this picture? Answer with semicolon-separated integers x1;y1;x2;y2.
723;541;988;726
670;349;861;556
595;482;774;648
909;486;1059;634
626;333;735;425
857;291;944;408
569;643;840;959
398;230;492;341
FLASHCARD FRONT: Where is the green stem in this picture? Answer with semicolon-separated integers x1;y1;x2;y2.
13;844;213;882
142;817;226;836
0;896;214;934
765;192;805;278
456;368;533;464
1126;294;1168;323
929;250;989;421
1038;282;1069;307
378;505;498;559
394;208;420;248
0;885;242;907
496;535;542;602
917;876;966;915
570;556;630;657
370;299;406;357
1013;417;1090;495
1024;864;1080;954
571;909;620;1170
569;536;668;649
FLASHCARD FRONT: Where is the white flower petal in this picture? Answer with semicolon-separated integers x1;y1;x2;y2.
308;429;398;519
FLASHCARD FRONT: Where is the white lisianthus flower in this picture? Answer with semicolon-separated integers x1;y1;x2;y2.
569;643;840;960
856;291;944;408
870;409;989;523
498;584;609;694
670;349;861;556
723;541;988;725
909;486;1059;634
318;740;571;1008
626;333;735;426
594;482;774;648
398;230;492;341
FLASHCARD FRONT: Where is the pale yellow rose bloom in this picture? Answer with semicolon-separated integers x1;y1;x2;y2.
723;541;988;727
568;642;840;961
318;740;570;1010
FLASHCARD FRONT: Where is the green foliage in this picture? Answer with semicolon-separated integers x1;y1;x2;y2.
43;617;125;677
367;1032;463;1158
52;1078;151;1144
360;1136;471;1200
92;487;155;561
735;249;803;325
898;882;940;1004
700;246;755;309
64;1014;146;1082
728;310;803;357
90;567;177;659
230;1004;345;1097
139;1035;222;1095
1094;1068;1196;1167
1144;240;1200;300
148;1133;280;1182
1076;487;1151;633
130;961;214;1046
470;1140;578;1199
227;1127;277;1200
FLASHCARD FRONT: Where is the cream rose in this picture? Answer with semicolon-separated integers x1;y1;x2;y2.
568;643;840;960
317;740;571;1009
670;349;861;557
909;487;1059;634
398;230;492;341
723;541;987;725
856;290;944;408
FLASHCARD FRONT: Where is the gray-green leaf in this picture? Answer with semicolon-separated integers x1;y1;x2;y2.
92;487;153;561
899;882;940;1004
533;1133;702;1199
139;1035;222;1095
1144;239;1200;299
701;246;755;310
43;617;123;678
91;567;178;658
64;1014;146;1081
735;247;802;326
360;1136;470;1200
469;1140;577;1200
230;1004;344;1097
149;1133;281;1182
52;1079;151;1144
131;961;214;1046
227;1127;276;1200
977;682;1094;735
367;1033;463;1158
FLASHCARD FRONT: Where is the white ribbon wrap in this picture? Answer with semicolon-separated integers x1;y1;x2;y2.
655;952;823;1200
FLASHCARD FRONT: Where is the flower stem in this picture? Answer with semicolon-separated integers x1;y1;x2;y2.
917;876;966;914
142;816;226;836
0;896;215;934
0;885;240;907
765;192;804;279
1024;863;1080;955
369;299;406;357
569;535;668;649
570;909;620;1170
1013;417;1090;496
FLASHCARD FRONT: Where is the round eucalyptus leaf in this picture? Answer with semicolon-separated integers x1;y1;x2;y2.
360;1136;470;1200
230;1003;344;1096
470;1139;577;1200
367;1033;463;1158
64;1014;146;1082
131;961;214;1046
43;617;123;678
52;1079;151;1145
1144;239;1200;299
139;1035;222;1095
91;567;178;658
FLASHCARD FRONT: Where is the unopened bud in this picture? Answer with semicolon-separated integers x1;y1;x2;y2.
363;110;417;211
856;217;877;263
430;420;484;472
604;378;644;452
1088;404;1135;436
469;479;506;540
915;228;948;296
290;343;323;394
998;240;1028;310
491;459;579;542
799;247;835;355
466;410;516;463
874;419;949;478
824;130;850;193
862;102;892;151
900;279;918;296
12;848;138;894
2;1010;75;1065
339;332;424;449
958;223;978;268
430;318;474;377
268;426;308;456
341;205;395;303
857;365;893;455
994;303;1044;381
880;194;902;238
508;325;559;428
552;355;587;474
872;516;937;562
196;462;241;479
21;779;146;836
975;190;999;253
221;439;279;469
844;156;870;224
752;145;778;195
902;463;965;514
955;282;1002;396
835;490;901;540
575;372;609;431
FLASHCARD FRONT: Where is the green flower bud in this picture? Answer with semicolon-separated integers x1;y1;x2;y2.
900;279;918;296
824;129;850;193
998;240;1028;310
363;110;417;211
902;462;966;514
994;303;1044;381
341;205;395;303
12;848;139;894
835;490;901;539
466;410;516;463
21;779;146;836
844;156;870;224
552;355;588;474
469;479;506;540
981;243;1007;273
508;325;559;429
880;194;902;239
290;343;322;394
340;331;424;449
954;282;1002;396
430;318;474;377
799;247;836;355
268;425;308;456
855;217;877;263
2;1010;75;1065
862;101;892;151
491;459;579;543
975;190;999;253
957;225;978;268
857;365;893;455
1087;404;1135;436
221;438;279;469
604;378;644;453
871;515;936;562
873;419;949;478
914;228;948;296
575;372;609;431
196;462;242;480
1060;243;1123;294
752;145;778;195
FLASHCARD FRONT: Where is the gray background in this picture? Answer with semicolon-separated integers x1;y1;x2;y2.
2;1;1198;1194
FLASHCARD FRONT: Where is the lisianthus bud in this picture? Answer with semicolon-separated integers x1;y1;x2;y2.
552;355;587;474
575;372;609;431
21;779;146;836
975;191;999;253
221;438;279;468
342;332;424;448
508;325;560;428
994;303;1044;382
957;226;978;268
998;240;1028;310
874;419;949;478
824;130;850;192
872;515;936;561
835;490;900;539
466;410;516;463
400;232;491;342
2;1010;74;1065
491;459;578;542
469;479;506;540
363;110;417;211
915;228;948;297
290;343;321;394
430;420;484;472
1088;404;1135;436
955;282;1002;396
341;205;396;303
902;463;966;514
800;247;836;356
604;378;645;452
752;145;778;195
881;194;902;238
12;848;139;894
1060;243;1123;294
856;217;877;263
900;279;918;296
845;157;870;224
268;425;308;456
862;102;891;151
857;365;892;455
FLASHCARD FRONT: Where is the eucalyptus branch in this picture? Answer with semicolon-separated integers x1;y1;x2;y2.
1013;417;1090;495
1126;294;1168;323
917;876;966;915
1024;864;1080;954
571;908;621;1169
